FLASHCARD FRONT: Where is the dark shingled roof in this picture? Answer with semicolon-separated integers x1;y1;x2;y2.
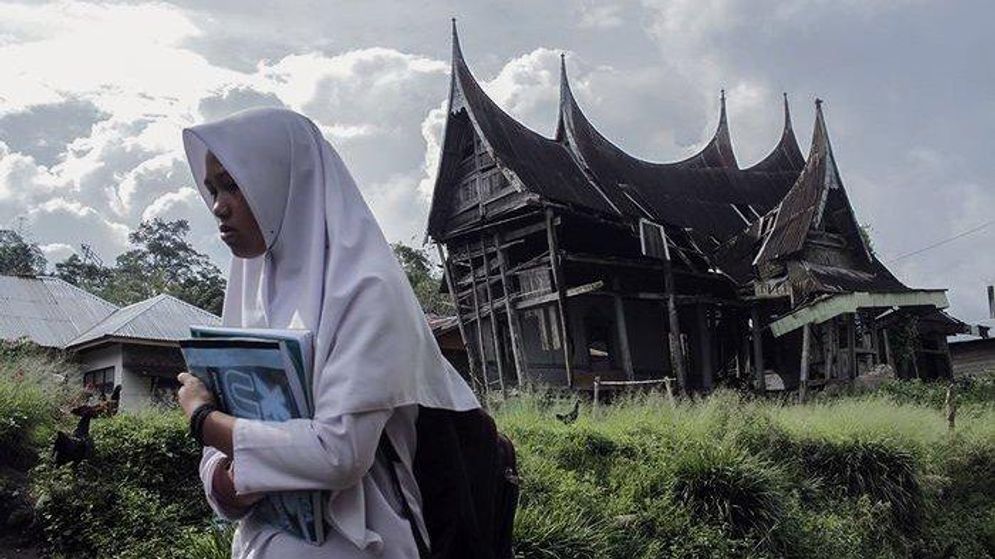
555;58;800;241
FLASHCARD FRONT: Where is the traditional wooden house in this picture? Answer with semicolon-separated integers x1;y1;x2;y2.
426;24;961;395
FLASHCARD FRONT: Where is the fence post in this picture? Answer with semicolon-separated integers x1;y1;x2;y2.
946;382;957;435
593;376;601;418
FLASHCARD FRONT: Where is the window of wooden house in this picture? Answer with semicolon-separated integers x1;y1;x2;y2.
83;367;114;397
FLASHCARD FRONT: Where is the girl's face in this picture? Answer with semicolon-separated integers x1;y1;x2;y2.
204;152;267;258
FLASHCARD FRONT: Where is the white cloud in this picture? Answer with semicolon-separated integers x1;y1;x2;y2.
39;242;75;263
142;186;201;222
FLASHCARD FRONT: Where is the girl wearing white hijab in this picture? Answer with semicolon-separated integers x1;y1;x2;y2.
176;107;479;558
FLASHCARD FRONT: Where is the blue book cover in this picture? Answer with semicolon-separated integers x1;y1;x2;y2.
180;334;325;546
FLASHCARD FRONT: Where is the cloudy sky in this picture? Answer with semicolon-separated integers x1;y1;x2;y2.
1;0;993;320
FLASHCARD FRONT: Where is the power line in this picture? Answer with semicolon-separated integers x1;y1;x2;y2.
886;218;995;263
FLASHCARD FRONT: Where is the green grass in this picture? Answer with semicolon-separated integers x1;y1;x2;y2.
495;387;995;558
0;344;80;469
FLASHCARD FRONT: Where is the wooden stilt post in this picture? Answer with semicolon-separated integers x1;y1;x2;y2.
799;322;811;403
946;382;956;434
697;303;713;391
467;249;491;392
437;244;479;381
661;237;687;395
495;234;526;387
847;313;857;379
882;326;894;369
751;304;766;392
739;316;751;380
545;208;573;388
593;376;601;417
612;279;635;381
480;239;506;396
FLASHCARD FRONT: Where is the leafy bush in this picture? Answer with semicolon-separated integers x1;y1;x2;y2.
30;411;211;558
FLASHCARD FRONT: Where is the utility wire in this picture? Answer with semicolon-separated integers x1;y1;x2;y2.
886;218;995;263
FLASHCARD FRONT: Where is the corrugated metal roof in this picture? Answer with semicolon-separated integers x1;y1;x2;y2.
65;293;220;349
0;275;118;348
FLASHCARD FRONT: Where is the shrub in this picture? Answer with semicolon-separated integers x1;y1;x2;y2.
669;445;787;542
29;410;211;558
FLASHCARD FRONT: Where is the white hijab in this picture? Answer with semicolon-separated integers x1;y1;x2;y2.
182;107;478;419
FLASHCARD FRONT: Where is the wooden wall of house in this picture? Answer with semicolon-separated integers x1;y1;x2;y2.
950;340;995;377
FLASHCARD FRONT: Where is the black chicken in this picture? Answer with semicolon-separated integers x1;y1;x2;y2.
52;385;121;468
52;405;96;469
555;400;580;425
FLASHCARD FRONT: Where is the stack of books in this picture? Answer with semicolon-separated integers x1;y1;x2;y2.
180;326;325;545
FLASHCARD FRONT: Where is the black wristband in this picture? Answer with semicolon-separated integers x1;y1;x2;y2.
189;402;218;446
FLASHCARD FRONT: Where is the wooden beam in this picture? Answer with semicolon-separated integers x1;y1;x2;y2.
799;323;811;403
437;244;479;381
545;207;574;388
515;280;605;310
560;252;718;281
496;233;526;387
769;290;949;337
751;304;766;392
480;238;506;395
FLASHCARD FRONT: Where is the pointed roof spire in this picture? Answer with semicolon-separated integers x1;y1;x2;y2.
555;53;570;142
810;97;831;158
782;92;793;131
451;18;463;62
744;93;804;173
701;88;738;168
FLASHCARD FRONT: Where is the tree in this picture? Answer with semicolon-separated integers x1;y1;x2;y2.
55;253;114;299
55;219;226;315
0;229;47;275
391;242;451;315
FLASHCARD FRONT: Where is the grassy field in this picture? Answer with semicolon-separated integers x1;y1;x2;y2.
496;386;995;558
2;346;994;558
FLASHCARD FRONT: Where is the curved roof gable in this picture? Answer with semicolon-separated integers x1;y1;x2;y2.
555;58;798;240
425;22;623;239
755;100;873;266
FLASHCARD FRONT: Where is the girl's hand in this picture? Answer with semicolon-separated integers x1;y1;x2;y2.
177;372;216;419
